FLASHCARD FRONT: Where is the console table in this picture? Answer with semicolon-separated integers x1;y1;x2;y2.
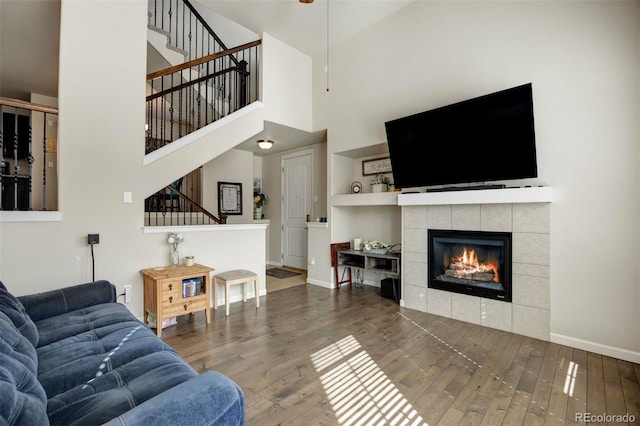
337;249;400;285
140;263;213;336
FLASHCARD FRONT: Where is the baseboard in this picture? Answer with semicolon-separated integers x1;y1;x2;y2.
307;278;332;289
550;333;640;364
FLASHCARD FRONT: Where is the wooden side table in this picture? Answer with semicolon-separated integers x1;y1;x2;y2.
140;263;213;336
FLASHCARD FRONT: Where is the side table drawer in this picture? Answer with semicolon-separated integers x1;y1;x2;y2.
160;280;181;294
163;298;208;317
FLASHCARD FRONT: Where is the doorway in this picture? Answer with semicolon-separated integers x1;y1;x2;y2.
281;150;312;269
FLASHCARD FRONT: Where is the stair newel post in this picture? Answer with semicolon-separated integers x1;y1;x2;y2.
238;60;248;109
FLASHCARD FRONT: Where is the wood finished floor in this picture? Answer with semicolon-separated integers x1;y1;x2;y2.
161;284;640;425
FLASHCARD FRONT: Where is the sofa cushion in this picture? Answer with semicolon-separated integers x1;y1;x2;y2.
0;355;49;426
46;351;197;426
0;312;48;425
0;312;39;375
35;302;181;399
35;302;141;348
0;288;39;347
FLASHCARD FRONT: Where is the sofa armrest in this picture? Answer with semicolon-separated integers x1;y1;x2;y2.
103;371;244;426
18;280;116;322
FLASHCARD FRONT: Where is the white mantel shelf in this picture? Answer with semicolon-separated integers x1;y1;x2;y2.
398;186;554;206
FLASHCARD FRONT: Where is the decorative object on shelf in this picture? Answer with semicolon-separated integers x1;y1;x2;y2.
218;182;243;215
351;181;362;194
184;255;195;267
362;156;392;176
353;237;362;251
370;174;390;193
254;190;268;220
167;233;183;266
361;240;390;255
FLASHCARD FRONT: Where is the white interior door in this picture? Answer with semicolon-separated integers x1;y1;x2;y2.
282;151;312;269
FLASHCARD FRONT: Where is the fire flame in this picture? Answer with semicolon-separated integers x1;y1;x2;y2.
450;247;500;282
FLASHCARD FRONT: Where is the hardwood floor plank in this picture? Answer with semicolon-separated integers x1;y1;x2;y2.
565;348;588;424
158;284;640;426
602;355;629;418
544;344;573;424
586;352;607;416
618;359;640;421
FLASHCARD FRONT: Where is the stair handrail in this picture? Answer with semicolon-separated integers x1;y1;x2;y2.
165;184;227;224
147;39;260;82
0;97;58;115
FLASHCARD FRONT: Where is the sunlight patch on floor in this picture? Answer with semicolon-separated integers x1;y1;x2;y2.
311;335;428;426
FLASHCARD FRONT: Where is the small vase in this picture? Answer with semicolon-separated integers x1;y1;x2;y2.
254;207;262;220
372;183;387;193
170;247;179;266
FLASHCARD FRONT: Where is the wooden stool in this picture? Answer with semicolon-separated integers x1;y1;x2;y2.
213;270;260;316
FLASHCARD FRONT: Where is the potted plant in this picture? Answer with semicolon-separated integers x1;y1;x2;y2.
361;240;390;254
370;174;389;193
253;191;268;220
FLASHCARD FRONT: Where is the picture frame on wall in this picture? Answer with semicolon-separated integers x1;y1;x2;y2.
218;182;242;215
362;156;392;176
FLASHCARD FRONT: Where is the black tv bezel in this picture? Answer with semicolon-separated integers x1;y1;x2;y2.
385;83;537;189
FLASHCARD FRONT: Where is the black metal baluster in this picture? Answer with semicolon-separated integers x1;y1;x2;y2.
42;113;47;210
0;106;3;211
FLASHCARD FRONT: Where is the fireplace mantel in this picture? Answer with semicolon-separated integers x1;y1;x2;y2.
398;186;553;206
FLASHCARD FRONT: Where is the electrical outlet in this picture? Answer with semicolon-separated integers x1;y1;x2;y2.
123;285;131;303
88;234;99;245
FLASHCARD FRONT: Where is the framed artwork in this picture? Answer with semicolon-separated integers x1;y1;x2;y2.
218;182;242;215
362;157;392;176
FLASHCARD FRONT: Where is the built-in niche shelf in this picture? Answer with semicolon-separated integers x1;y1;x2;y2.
332;192;399;207
332;142;394;206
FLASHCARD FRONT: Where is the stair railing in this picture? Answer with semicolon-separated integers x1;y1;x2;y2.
145;167;227;226
149;0;236;66
145;39;261;153
145;185;227;226
0;97;58;211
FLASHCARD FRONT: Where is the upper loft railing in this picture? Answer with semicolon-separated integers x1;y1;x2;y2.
0;97;58;211
145;39;261;153
148;0;232;65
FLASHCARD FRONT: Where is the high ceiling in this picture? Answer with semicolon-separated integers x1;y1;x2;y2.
198;0;413;57
0;0;412;155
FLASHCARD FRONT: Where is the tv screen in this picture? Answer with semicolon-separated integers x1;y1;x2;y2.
384;83;537;189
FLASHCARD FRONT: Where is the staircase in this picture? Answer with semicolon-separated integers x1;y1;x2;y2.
144;0;263;226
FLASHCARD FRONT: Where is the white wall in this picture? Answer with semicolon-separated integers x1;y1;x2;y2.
0;1;265;319
316;1;640;357
202;149;255;224
262;33;313;132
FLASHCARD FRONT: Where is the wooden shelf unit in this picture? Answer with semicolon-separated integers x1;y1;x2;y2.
140;263;213;336
337;249;400;284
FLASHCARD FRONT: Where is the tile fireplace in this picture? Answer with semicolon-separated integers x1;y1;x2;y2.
428;229;511;302
398;189;552;341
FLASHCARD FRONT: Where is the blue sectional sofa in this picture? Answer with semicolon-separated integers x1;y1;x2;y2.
0;280;244;425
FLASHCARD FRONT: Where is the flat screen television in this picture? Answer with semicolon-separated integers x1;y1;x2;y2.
384;83;537;190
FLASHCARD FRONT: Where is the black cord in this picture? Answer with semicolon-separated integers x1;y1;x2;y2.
91;243;95;281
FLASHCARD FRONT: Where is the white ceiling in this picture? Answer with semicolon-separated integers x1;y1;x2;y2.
198;0;413;57
0;0;411;155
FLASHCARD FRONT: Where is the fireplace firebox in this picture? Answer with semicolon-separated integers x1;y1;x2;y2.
428;229;512;302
